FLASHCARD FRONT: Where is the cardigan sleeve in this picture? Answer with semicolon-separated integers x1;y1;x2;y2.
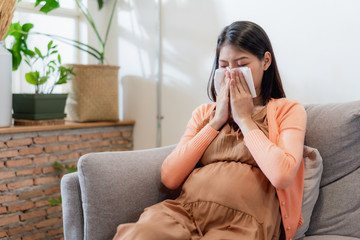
244;101;307;189
161;104;219;189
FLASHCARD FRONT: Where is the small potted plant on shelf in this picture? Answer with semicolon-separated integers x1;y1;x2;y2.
18;0;121;122
7;22;74;122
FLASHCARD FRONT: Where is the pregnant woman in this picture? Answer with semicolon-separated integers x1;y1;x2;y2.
113;20;306;240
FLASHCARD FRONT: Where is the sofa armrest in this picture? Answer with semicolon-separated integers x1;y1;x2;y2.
61;172;84;240
78;145;177;240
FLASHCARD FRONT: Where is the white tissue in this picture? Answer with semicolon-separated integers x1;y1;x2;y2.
214;67;257;98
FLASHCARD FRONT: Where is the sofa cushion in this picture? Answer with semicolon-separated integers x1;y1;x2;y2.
304;101;360;238
306;167;360;237
304;100;360;187
294;146;323;239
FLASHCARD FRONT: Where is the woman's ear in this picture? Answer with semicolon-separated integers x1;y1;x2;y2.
263;51;272;71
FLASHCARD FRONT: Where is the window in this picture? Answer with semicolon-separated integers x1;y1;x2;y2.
8;1;86;93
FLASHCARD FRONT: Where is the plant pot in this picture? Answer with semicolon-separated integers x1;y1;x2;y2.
12;93;68;120
64;64;120;122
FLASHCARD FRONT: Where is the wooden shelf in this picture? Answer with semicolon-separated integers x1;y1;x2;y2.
0;120;135;134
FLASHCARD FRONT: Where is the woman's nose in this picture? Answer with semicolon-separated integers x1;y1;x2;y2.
229;64;236;70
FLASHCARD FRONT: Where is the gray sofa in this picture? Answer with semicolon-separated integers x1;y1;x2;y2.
61;101;360;240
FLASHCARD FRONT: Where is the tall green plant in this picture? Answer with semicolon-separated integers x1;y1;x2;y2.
14;0;118;64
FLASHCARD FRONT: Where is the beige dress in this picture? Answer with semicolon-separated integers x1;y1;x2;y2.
114;106;282;240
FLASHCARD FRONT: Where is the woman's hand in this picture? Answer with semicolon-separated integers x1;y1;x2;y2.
229;70;258;135
209;70;231;130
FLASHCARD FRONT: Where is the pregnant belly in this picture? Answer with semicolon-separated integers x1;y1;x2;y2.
179;161;275;218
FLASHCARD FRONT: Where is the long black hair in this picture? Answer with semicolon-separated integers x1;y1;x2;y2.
207;21;285;105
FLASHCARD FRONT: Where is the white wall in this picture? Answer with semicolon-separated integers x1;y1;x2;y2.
103;0;360;150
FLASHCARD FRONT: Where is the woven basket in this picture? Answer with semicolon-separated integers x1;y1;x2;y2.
65;64;120;122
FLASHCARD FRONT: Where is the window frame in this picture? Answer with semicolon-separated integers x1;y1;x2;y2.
16;1;83;63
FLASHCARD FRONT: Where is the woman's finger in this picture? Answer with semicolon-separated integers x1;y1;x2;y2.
231;70;241;93
225;74;230;93
225;69;231;84
221;72;230;96
230;76;238;101
238;70;251;95
232;70;245;93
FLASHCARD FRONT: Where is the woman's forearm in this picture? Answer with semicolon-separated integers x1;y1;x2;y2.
244;129;304;189
161;124;218;189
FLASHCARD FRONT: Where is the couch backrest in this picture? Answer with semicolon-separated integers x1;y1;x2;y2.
304;100;360;238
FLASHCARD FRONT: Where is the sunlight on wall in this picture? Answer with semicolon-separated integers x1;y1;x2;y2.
117;1;156;77
113;0;158;149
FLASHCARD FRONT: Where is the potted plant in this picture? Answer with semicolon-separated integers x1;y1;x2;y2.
9;30;74;121
15;0;121;122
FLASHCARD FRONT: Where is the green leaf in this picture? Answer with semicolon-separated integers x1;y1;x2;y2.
56;78;65;85
48;197;62;206
5;24;21;47
10;47;22;70
56;66;73;85
57;54;61;64
34;47;43;58
10;22;22;31
65;165;77;173
24;59;31;67
50;50;58;55
25;71;40;85
23;25;33;42
35;0;60;14
47;40;53;50
54;161;64;170
39;76;48;85
56;74;69;84
97;0;104;10
60;65;75;76
53;161;77;173
5;22;20;39
58;65;66;72
23;49;35;58
22;23;34;33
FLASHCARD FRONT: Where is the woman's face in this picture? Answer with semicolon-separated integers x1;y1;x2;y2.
218;44;271;96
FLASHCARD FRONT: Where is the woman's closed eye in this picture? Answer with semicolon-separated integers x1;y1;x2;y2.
237;62;248;67
218;63;248;69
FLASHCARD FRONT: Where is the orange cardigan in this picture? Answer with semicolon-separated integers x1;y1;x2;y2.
161;98;306;240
